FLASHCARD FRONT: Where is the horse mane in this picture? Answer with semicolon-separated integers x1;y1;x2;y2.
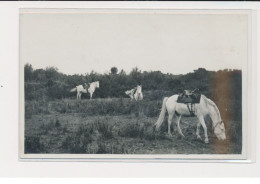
202;95;221;120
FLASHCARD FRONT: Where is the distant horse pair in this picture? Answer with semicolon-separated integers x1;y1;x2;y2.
70;81;99;100
125;85;143;101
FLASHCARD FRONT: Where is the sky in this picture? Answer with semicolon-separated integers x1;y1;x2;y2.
20;10;248;75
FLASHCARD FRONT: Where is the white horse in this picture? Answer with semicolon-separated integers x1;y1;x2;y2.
125;85;143;101
155;94;226;143
70;81;99;100
134;85;143;101
125;88;136;101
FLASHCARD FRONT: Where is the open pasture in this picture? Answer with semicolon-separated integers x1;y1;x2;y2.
24;98;242;154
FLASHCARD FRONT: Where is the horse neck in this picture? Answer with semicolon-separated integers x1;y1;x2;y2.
89;83;97;92
205;97;222;123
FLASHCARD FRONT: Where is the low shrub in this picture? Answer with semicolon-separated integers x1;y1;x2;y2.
61;120;113;153
118;120;166;141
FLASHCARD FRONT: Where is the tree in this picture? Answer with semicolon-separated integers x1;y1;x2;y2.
45;66;59;80
119;69;126;75
24;63;33;82
110;67;118;75
33;69;46;81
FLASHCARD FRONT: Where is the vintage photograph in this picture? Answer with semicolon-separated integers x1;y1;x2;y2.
20;9;249;159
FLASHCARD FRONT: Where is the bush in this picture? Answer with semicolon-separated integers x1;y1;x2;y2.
118;119;166;141
61;120;113;153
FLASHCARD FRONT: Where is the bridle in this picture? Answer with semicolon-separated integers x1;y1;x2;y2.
213;121;223;131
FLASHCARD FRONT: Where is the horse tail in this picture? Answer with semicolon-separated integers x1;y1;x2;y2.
155;97;169;130
70;88;77;92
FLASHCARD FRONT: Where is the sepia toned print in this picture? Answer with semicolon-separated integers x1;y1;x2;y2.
20;9;249;159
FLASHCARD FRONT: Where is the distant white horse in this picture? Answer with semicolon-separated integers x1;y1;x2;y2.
134;85;143;101
70;81;99;100
155;94;226;143
125;85;143;101
125;88;136;101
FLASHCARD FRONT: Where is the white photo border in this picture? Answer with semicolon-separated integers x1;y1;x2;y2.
18;8;256;163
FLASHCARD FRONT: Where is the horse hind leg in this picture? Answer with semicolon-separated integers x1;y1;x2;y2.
168;114;174;137
176;115;185;137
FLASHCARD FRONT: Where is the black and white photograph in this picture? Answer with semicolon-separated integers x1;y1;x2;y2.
19;9;249;159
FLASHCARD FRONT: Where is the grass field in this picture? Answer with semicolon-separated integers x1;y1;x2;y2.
24;98;242;154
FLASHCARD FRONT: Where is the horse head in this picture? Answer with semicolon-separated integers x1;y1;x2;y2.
213;121;226;141
125;90;131;95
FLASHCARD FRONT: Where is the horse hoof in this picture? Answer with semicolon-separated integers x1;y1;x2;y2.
197;136;202;140
204;139;209;144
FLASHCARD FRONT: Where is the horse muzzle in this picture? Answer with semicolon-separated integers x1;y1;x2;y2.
219;135;226;141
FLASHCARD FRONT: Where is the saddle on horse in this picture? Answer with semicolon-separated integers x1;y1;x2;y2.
177;88;201;116
177;88;201;103
83;83;89;89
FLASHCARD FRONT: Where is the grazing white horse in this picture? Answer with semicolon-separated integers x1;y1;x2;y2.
125;88;136;101
134;85;143;101
70;81;99;100
155;94;226;143
125;85;143;101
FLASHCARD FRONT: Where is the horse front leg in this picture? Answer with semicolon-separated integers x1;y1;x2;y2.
176;115;185;137
196;122;202;140
77;92;79;100
139;93;143;100
198;116;209;143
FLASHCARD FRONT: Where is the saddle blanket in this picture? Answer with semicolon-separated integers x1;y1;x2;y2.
177;94;201;104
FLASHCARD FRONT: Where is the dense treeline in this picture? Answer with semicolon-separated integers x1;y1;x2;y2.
25;64;241;99
24;63;242;119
